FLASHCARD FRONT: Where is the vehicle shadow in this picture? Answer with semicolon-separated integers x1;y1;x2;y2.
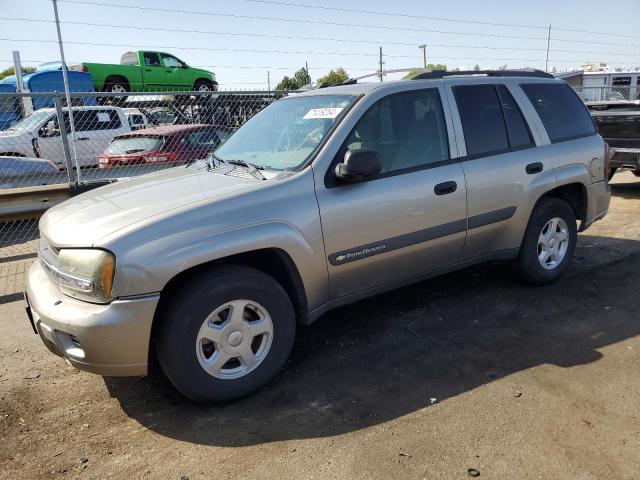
104;235;640;447
610;179;640;200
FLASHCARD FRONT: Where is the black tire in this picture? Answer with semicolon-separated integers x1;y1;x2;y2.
156;265;296;402
632;169;640;178
194;79;214;92
608;167;617;181
101;78;129;105
516;197;577;286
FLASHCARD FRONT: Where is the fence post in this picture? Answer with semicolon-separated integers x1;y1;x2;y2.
53;94;77;186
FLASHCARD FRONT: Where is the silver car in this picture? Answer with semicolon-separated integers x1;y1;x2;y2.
25;70;611;402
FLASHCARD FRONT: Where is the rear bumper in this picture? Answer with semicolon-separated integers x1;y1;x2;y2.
25;259;159;376
610;148;640;169
581;180;611;231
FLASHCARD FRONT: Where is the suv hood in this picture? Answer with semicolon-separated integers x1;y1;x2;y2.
40;166;261;247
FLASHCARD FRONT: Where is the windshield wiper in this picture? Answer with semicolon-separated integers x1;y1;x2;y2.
202;152;225;170
226;159;266;181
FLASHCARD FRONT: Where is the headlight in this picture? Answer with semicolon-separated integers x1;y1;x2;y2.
42;248;115;303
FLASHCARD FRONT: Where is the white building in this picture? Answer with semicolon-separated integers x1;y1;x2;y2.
555;70;640;101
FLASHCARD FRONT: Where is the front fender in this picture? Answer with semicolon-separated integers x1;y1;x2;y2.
111;220;328;312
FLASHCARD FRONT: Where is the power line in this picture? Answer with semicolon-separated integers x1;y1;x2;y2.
242;0;548;30
2;16;639;57
240;0;640;40
2;38;638;64
47;1;640;48
56;0;549;41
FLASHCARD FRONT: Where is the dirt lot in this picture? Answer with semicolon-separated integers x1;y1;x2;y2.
1;172;639;479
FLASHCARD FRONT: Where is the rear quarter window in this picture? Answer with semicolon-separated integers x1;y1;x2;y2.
521;83;595;143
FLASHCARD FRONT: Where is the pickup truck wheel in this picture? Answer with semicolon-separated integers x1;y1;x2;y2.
516;197;577;286
156;265;296;402
194;79;214;92
633;169;640;177
102;80;128;105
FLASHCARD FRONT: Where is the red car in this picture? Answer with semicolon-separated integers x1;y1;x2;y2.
99;124;232;168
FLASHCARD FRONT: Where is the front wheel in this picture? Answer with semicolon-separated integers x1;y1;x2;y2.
515;197;577;286
156;265;296;402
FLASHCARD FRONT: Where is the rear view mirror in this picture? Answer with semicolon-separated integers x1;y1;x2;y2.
335;149;382;182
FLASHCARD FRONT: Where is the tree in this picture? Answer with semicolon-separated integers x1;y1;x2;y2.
317;67;349;85
402;64;447;79
473;64;481;71
293;68;311;88
498;64;508;70
0;66;37;81
550;66;557;74
275;67;311;90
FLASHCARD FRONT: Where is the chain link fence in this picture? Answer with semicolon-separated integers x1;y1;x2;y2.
0;90;287;260
573;85;640;103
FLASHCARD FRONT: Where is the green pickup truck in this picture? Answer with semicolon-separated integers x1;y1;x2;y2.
73;51;218;93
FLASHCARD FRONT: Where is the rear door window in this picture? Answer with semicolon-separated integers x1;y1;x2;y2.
521;83;596;143
69;110;122;131
143;52;161;67
453;84;509;157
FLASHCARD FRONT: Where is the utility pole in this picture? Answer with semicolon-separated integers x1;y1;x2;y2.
52;0;80;180
378;47;384;82
267;71;270;91
545;24;551;72
418;44;427;68
12;51;33;116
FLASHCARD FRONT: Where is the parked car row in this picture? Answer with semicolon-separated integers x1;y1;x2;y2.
0;105;231;170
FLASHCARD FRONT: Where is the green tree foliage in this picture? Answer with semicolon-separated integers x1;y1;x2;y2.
276;67;311;90
402;64;447;79
473;64;481;71
0;66;37;81
317;67;349;85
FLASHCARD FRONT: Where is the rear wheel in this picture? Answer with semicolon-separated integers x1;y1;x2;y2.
516;197;577;285
156;265;296;402
100;78;129;105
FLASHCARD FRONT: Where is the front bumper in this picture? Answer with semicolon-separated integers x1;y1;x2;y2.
25;259;160;376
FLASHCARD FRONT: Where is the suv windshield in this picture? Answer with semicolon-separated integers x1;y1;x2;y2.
213;94;356;170
7;110;53;132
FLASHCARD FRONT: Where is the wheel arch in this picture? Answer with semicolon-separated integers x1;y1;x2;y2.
148;247;310;370
538;182;588;229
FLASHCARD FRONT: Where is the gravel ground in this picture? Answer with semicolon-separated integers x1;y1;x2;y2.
1;172;639;479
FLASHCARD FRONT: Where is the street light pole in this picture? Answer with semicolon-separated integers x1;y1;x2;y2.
418;45;427;68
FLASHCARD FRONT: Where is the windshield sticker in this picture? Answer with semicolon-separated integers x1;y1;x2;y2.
303;107;344;119
97;112;111;122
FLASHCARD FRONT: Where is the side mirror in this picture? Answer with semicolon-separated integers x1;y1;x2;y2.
335;149;382;182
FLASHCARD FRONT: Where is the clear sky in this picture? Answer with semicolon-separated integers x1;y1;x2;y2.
1;0;639;90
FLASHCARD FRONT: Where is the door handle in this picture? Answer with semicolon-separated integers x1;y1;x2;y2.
166;70;173;73
145;68;152;72
526;162;543;174
434;181;457;195
76;137;89;141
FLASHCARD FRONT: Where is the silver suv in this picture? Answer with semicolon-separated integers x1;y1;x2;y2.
25;70;611;402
